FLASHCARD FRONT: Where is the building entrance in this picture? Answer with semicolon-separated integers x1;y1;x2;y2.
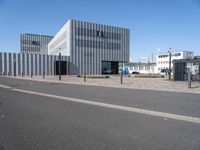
54;61;68;75
102;61;119;74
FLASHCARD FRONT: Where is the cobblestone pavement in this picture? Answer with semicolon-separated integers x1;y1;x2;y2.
3;75;200;94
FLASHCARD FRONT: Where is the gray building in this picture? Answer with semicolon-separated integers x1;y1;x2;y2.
48;19;130;75
20;33;53;54
0;20;130;76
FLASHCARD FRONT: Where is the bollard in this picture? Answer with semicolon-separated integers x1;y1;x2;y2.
43;72;45;79
188;68;191;88
22;72;23;78
31;72;33;78
84;72;86;82
120;71;123;84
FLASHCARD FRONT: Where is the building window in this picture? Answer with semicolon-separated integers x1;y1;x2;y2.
97;31;100;37
100;31;104;37
187;53;193;59
129;67;133;71
140;66;144;70
159;54;168;58
32;41;40;46
96;30;104;37
174;53;181;56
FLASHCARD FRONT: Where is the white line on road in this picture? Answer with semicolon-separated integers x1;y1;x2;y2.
1;84;200;124
0;84;12;89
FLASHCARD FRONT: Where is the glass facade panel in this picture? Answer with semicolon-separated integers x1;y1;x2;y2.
118;62;123;73
102;61;111;74
102;61;120;74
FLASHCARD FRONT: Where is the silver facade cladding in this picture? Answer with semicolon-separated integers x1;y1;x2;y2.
0;53;70;76
47;20;130;75
1;20;130;76
54;20;130;75
20;34;53;54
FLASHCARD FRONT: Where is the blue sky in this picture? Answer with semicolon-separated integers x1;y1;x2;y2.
0;0;200;61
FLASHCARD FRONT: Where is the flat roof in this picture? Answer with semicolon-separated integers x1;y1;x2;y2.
22;33;54;38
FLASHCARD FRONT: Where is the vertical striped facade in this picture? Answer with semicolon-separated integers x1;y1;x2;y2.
48;20;130;75
20;34;53;54
0;53;70;76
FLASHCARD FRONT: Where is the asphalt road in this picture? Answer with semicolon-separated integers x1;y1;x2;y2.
0;77;200;150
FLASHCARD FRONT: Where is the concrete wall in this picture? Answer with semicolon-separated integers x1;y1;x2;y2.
0;53;70;76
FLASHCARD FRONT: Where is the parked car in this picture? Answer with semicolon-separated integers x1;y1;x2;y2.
132;71;140;74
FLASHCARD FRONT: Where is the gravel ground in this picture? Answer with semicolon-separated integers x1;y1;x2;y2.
2;75;200;94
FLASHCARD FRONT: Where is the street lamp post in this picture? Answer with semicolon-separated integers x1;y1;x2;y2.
188;67;191;88
13;59;16;77
120;71;123;84
168;48;172;80
120;62;123;84
59;52;61;81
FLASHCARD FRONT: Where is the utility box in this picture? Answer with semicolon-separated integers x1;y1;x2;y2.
173;61;186;81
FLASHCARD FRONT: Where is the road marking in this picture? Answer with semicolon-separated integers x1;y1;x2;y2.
1;84;200;124
0;84;11;89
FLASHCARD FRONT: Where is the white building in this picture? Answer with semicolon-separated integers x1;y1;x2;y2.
156;51;193;74
125;62;157;74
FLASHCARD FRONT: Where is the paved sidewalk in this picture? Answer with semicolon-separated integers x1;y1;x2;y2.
3;75;200;94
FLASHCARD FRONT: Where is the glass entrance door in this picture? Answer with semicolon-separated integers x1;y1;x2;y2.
102;61;119;74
